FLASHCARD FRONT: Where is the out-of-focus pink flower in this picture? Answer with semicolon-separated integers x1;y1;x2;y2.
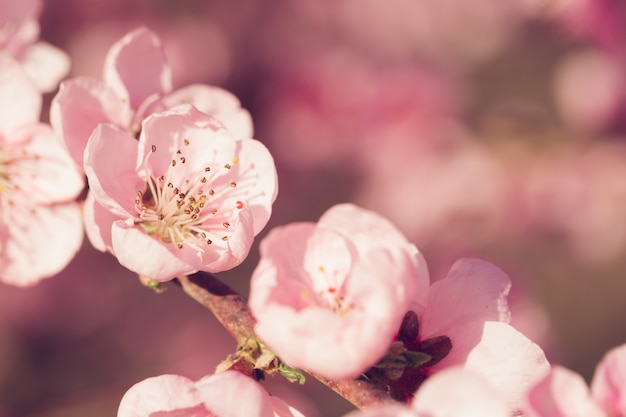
343;368;510;417
51;26;252;169
590;343;626;416
248;204;429;380
526;343;626;416
84;104;277;281
117;371;305;417
0;55;84;286
391;259;550;412
0;0;70;92
553;49;625;134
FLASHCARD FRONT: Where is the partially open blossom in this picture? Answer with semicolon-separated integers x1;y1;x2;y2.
248;204;429;380
386;258;550;412
51;26;252;169
525;342;626;417
0;0;70;92
0;55;84;286
343;368;510;417
117;371;305;417
84;104;277;281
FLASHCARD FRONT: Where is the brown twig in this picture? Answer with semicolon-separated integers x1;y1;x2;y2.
175;272;395;410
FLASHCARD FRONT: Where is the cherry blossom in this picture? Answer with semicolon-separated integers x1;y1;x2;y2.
0;0;70;92
0;54;84;286
83;104;277;281
51;26;252;170
342;368;510;417
382;258;550;412
117;371;305;417
248;204;429;380
525;342;626;417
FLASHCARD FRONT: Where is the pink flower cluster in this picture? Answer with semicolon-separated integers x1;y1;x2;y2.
0;53;83;286
50;27;278;281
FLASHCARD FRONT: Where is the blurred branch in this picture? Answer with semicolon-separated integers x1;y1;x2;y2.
175;272;395;410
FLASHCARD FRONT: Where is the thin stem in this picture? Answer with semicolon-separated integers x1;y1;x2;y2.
175;272;395;410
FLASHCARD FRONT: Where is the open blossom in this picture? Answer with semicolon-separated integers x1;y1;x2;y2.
0;0;70;92
51;26;252;169
117;371;305;417
84;104;277;281
525;343;626;417
343;368;510;417
383;258;550;412
0;55;84;286
248;204;429;380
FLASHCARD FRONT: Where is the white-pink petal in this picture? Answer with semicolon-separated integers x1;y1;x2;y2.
0;54;40;136
111;222;197;281
195;371;275;417
411;367;510;417
117;374;209;417
526;366;605;417
18;41;70;92
103;27;172;109
0;203;83;286
84;123;143;218
9;123;84;204
591;343;626;417
156;84;254;139
50;77;131;168
419;258;512;340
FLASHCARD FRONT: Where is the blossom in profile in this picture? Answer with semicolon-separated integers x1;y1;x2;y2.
51;26;252;169
84;104;277;281
342;368;510;417
248;204;429;380
0;55;84;286
0;0;70;92
526;342;626;417
117;371;305;417
385;258;550;412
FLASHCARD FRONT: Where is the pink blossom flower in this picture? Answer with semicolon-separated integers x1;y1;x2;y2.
0;54;84;286
83;104;277;281
0;0;70;92
526;343;626;417
386;258;550;412
248;204;429;380
51;26;252;170
117;371;305;417
342;368;510;417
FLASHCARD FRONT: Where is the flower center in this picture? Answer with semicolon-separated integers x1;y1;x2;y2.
134;142;243;249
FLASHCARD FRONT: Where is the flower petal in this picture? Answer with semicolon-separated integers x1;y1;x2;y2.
83;190;115;253
411;367;510;417
0;203;83;287
8;123;84;204
117;374;207;417
318;203;427;312
526;366;605;417
84;123;143;218
195;371;275;417
431;321;550;413
18;41;70;92
419;258;512;340
0;54;40;136
103;27;172;109
155;84;254;139
50;77;131;168
111;221;197;281
591;343;626;416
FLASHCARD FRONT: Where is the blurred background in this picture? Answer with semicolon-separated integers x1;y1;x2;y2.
2;0;626;415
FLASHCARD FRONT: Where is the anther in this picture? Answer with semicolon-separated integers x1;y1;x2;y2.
151;145;157;152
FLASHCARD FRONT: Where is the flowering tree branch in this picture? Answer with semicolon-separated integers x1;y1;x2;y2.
175;272;396;410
